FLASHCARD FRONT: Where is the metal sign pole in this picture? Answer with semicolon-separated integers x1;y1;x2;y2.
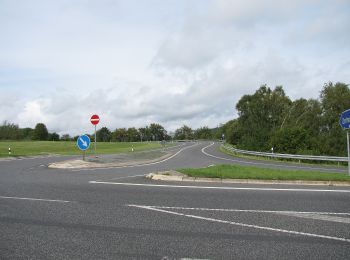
94;125;97;154
347;130;350;176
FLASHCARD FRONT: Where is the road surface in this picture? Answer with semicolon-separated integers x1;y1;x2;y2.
1;142;349;259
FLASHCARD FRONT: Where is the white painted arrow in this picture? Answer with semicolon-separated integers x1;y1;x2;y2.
79;137;88;147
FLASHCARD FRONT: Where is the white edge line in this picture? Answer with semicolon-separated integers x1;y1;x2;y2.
128;204;350;243
73;142;199;171
128;205;350;216
94;174;147;182
0;196;72;203
201;143;345;172
89;181;350;193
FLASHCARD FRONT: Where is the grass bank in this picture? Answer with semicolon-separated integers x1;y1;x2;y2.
178;164;350;182
0;141;169;157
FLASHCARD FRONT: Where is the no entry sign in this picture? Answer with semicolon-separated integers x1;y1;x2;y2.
90;114;100;125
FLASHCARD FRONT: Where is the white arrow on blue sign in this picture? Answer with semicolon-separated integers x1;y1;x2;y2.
340;109;350;129
77;134;91;151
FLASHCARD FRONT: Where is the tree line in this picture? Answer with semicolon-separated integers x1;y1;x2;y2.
0;122;59;141
0;121;219;142
2;81;348;156
221;82;350;156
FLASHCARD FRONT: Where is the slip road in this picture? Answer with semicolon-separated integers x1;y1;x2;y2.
0;142;349;259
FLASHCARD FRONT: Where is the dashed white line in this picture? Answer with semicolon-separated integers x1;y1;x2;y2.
89;181;350;193
128;204;350;243
0;196;72;203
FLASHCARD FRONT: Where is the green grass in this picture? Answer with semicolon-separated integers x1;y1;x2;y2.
0;141;168;157
178;164;350;182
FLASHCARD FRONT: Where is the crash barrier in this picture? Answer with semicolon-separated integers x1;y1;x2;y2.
222;144;348;163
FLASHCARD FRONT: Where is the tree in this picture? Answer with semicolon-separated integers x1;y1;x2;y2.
112;128;127;142
127;127;139;142
0;121;21;140
20;127;34;140
138;127;151;142
270;127;310;154
149;123;166;141
235;85;292;151
194;126;212;140
174;125;193;140
319;82;350;155
32;123;49;140
48;132;60;141
96;127;112;142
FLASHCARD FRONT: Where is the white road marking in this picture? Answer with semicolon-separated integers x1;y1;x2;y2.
201;143;345;172
136;206;350;216
133;206;350;224
279;212;350;224
73;142;199;171
0;196;72;203
110;174;146;180
94;174;147;182
89;181;350;193
128;204;350;243
79;137;88;147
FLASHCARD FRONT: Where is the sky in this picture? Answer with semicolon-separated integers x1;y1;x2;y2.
0;0;349;136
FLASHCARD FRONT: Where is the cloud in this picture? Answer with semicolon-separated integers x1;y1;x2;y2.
0;0;349;135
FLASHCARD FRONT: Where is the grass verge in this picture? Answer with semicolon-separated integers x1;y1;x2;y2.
177;164;350;182
0;141;170;157
220;145;347;168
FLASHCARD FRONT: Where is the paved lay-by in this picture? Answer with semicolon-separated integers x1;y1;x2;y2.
1;142;349;259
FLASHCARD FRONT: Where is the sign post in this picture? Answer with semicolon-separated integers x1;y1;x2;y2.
77;134;91;161
339;109;350;176
90;115;100;154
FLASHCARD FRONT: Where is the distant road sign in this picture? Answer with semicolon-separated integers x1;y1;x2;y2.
340;109;350;129
77;135;91;151
90;114;100;125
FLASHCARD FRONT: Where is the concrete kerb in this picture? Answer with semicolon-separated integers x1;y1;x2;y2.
146;171;350;187
48;153;173;169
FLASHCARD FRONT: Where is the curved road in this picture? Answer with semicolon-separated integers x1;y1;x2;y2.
1;142;349;259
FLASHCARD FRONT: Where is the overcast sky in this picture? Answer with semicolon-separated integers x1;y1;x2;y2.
1;0;349;135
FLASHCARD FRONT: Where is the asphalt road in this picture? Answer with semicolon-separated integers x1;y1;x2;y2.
1;142;349;259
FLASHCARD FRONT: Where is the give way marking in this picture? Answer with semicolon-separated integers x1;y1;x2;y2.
128;205;350;243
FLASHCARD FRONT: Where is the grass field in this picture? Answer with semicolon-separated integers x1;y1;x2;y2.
0;141;168;157
178;164;350;182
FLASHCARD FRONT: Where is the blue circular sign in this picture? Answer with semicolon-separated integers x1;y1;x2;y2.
340;109;350;129
77;135;91;151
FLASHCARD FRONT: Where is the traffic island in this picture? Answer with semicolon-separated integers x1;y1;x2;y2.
146;170;350;186
49;151;172;169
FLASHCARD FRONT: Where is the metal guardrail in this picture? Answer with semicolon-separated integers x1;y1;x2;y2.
222;145;348;163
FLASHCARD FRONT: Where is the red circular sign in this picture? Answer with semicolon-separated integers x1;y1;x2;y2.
90;114;100;125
